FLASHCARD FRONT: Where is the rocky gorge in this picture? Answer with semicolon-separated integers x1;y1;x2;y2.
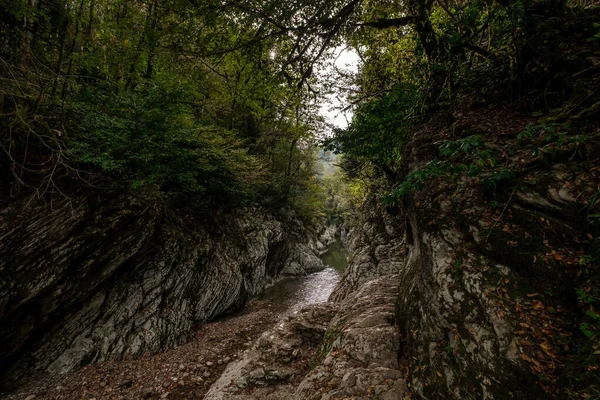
200;106;600;399
2;0;600;398
3;119;600;399
3;109;600;400
0;190;336;390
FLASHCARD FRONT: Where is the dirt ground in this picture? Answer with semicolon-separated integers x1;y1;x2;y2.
3;295;290;400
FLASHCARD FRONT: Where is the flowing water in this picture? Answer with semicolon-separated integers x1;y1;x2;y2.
263;241;349;315
320;241;349;273
4;242;350;400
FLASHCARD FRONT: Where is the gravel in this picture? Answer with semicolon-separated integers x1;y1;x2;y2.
3;296;290;400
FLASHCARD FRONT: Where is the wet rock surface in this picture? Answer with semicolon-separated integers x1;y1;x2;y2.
205;302;338;400
295;275;406;400
204;277;406;400
204;225;406;400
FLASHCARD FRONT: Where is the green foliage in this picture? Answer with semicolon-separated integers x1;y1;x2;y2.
577;287;598;306
482;168;517;191
0;0;328;219
69;87;265;207
586;23;600;43
382;160;451;204
382;135;512;204
324;84;422;165
444;343;454;357
439;135;486;157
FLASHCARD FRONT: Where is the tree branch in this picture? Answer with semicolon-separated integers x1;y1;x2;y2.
459;42;505;65
355;16;415;29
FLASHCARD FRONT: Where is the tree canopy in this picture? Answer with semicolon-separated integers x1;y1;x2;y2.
1;0;600;396
0;0;333;218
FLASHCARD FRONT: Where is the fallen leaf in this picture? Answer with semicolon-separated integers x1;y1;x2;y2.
520;353;532;362
532;300;545;310
540;342;556;358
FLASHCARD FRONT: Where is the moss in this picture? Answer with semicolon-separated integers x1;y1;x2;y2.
310;318;345;369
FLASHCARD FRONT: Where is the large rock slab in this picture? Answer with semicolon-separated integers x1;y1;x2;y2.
330;199;405;302
205;276;406;400
296;275;407;400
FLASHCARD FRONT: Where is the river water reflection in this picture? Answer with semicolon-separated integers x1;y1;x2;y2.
262;241;349;315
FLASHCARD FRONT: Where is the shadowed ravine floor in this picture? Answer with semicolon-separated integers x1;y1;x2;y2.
5;248;348;400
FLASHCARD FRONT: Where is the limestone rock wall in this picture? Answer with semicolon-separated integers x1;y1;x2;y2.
0;192;323;387
330;200;405;302
393;119;600;398
204;200;407;400
204;275;405;400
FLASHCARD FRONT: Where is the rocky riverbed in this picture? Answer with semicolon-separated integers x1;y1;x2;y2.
3;210;413;400
3;267;345;400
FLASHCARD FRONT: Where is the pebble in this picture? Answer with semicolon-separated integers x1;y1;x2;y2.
118;379;133;389
248;368;265;379
8;281;291;399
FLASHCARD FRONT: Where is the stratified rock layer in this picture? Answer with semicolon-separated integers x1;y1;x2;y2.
393;111;600;398
205;200;407;400
204;277;405;400
0;192;324;386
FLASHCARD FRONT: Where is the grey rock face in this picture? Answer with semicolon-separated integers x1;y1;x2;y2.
0;193;323;386
392;156;595;397
205;302;339;400
330;199;405;302
205;204;406;400
315;225;338;255
295;275;406;400
204;276;405;400
396;224;535;399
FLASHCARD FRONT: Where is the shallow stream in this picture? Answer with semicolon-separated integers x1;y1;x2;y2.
4;241;351;400
262;241;349;315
